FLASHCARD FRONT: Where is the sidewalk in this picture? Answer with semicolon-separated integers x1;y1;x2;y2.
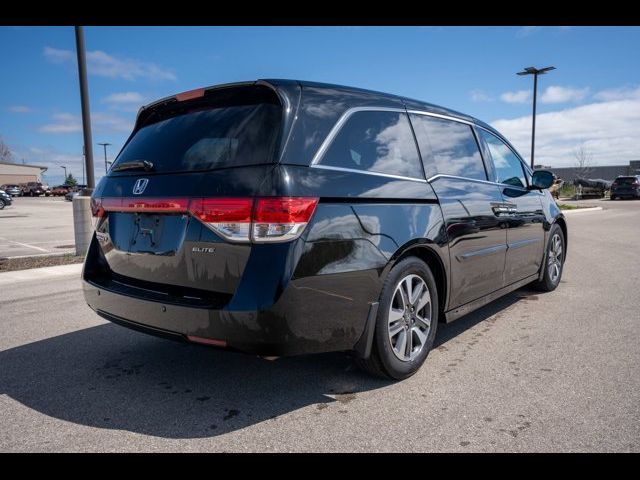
0;262;82;286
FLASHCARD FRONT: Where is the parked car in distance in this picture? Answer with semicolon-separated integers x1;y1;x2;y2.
0;189;13;208
83;79;566;380
51;185;71;196
0;184;22;196
65;190;80;202
23;182;49;197
610;175;640;200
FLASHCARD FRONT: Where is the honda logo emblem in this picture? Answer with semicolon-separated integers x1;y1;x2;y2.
132;178;149;195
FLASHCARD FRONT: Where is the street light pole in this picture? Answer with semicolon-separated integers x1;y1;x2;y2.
60;165;67;183
75;26;95;191
517;66;556;169
98;142;112;174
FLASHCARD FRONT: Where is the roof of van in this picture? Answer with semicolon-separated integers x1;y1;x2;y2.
262;78;497;133
138;78;500;139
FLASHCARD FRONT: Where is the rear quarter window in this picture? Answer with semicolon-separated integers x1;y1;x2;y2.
318;110;424;179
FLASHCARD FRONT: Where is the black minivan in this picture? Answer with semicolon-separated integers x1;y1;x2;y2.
83;80;566;379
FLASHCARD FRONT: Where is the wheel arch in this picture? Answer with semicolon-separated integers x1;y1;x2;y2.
385;242;448;321
554;215;568;255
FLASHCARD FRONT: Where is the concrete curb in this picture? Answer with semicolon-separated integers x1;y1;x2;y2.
0;263;83;285
0;250;75;261
562;206;603;214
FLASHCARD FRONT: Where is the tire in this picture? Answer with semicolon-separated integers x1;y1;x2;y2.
610;195;616;200
0;199;5;210
532;224;565;292
356;257;439;380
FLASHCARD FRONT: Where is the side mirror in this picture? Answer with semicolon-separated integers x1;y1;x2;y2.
530;170;554;190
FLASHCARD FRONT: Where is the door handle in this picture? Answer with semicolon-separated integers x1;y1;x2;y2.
491;203;517;217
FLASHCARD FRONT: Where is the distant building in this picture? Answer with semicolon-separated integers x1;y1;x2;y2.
534;160;640;181
0;161;48;185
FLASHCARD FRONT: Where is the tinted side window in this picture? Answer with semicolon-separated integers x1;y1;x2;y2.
479;130;527;188
319;111;424;179
410;114;487;181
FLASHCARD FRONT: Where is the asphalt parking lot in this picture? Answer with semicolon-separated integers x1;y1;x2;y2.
0;199;638;452
0;196;75;258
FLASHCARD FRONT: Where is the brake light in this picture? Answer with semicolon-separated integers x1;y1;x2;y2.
93;196;318;243
175;88;205;101
90;198;105;218
252;197;319;242
188;198;253;242
120;198;189;213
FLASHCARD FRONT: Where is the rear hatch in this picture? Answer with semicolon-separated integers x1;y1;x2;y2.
88;84;283;301
612;176;639;192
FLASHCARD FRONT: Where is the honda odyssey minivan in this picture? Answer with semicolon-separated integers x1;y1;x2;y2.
83;80;566;379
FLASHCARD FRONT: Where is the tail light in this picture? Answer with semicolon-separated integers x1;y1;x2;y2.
252;197;319;242
96;196;318;243
189;198;253;242
192;197;318;243
90;197;105;228
90;197;105;218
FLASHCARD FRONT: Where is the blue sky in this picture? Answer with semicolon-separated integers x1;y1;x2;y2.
1;26;639;185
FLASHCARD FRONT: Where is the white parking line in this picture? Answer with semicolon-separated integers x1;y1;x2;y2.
0;237;48;252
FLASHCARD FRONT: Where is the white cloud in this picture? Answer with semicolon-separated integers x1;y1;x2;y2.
43;46;74;63
39;113;81;133
103;92;145;104
470;90;492;102
500;90;531;104
44;46;176;81
517;26;574;37
540;85;589;104
92;112;135;133
593;85;640;101
39;112;134;134
103;92;147;112
12;145;107;184
491;96;640;167
517;26;542;37
8;105;32;113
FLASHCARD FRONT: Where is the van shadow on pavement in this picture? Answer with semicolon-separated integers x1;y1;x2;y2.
0;288;536;440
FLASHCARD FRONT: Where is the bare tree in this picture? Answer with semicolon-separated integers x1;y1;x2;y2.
573;144;593;179
0;136;14;163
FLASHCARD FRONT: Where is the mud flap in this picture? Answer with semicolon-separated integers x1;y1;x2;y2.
353;302;379;359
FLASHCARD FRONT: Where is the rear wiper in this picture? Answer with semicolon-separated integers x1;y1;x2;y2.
111;160;154;172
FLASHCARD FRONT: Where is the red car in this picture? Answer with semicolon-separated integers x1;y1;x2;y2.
51;185;70;196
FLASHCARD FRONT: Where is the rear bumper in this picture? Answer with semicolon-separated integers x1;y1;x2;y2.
611;189;640;197
83;267;378;357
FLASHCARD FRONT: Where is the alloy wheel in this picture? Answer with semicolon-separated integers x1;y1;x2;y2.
387;274;432;361
547;233;563;284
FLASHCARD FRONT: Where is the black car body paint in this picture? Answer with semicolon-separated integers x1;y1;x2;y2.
82;79;566;359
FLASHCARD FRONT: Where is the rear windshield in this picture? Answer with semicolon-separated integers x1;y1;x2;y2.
615;177;638;185
111;95;282;173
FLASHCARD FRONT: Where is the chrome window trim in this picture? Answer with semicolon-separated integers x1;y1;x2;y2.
475;124;533;182
311;164;427;183
310;105;487;183
406;109;474;126
309;106;406;167
426;173;503;187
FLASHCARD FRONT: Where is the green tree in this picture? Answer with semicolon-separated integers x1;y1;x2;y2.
0;136;14;163
64;173;78;187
